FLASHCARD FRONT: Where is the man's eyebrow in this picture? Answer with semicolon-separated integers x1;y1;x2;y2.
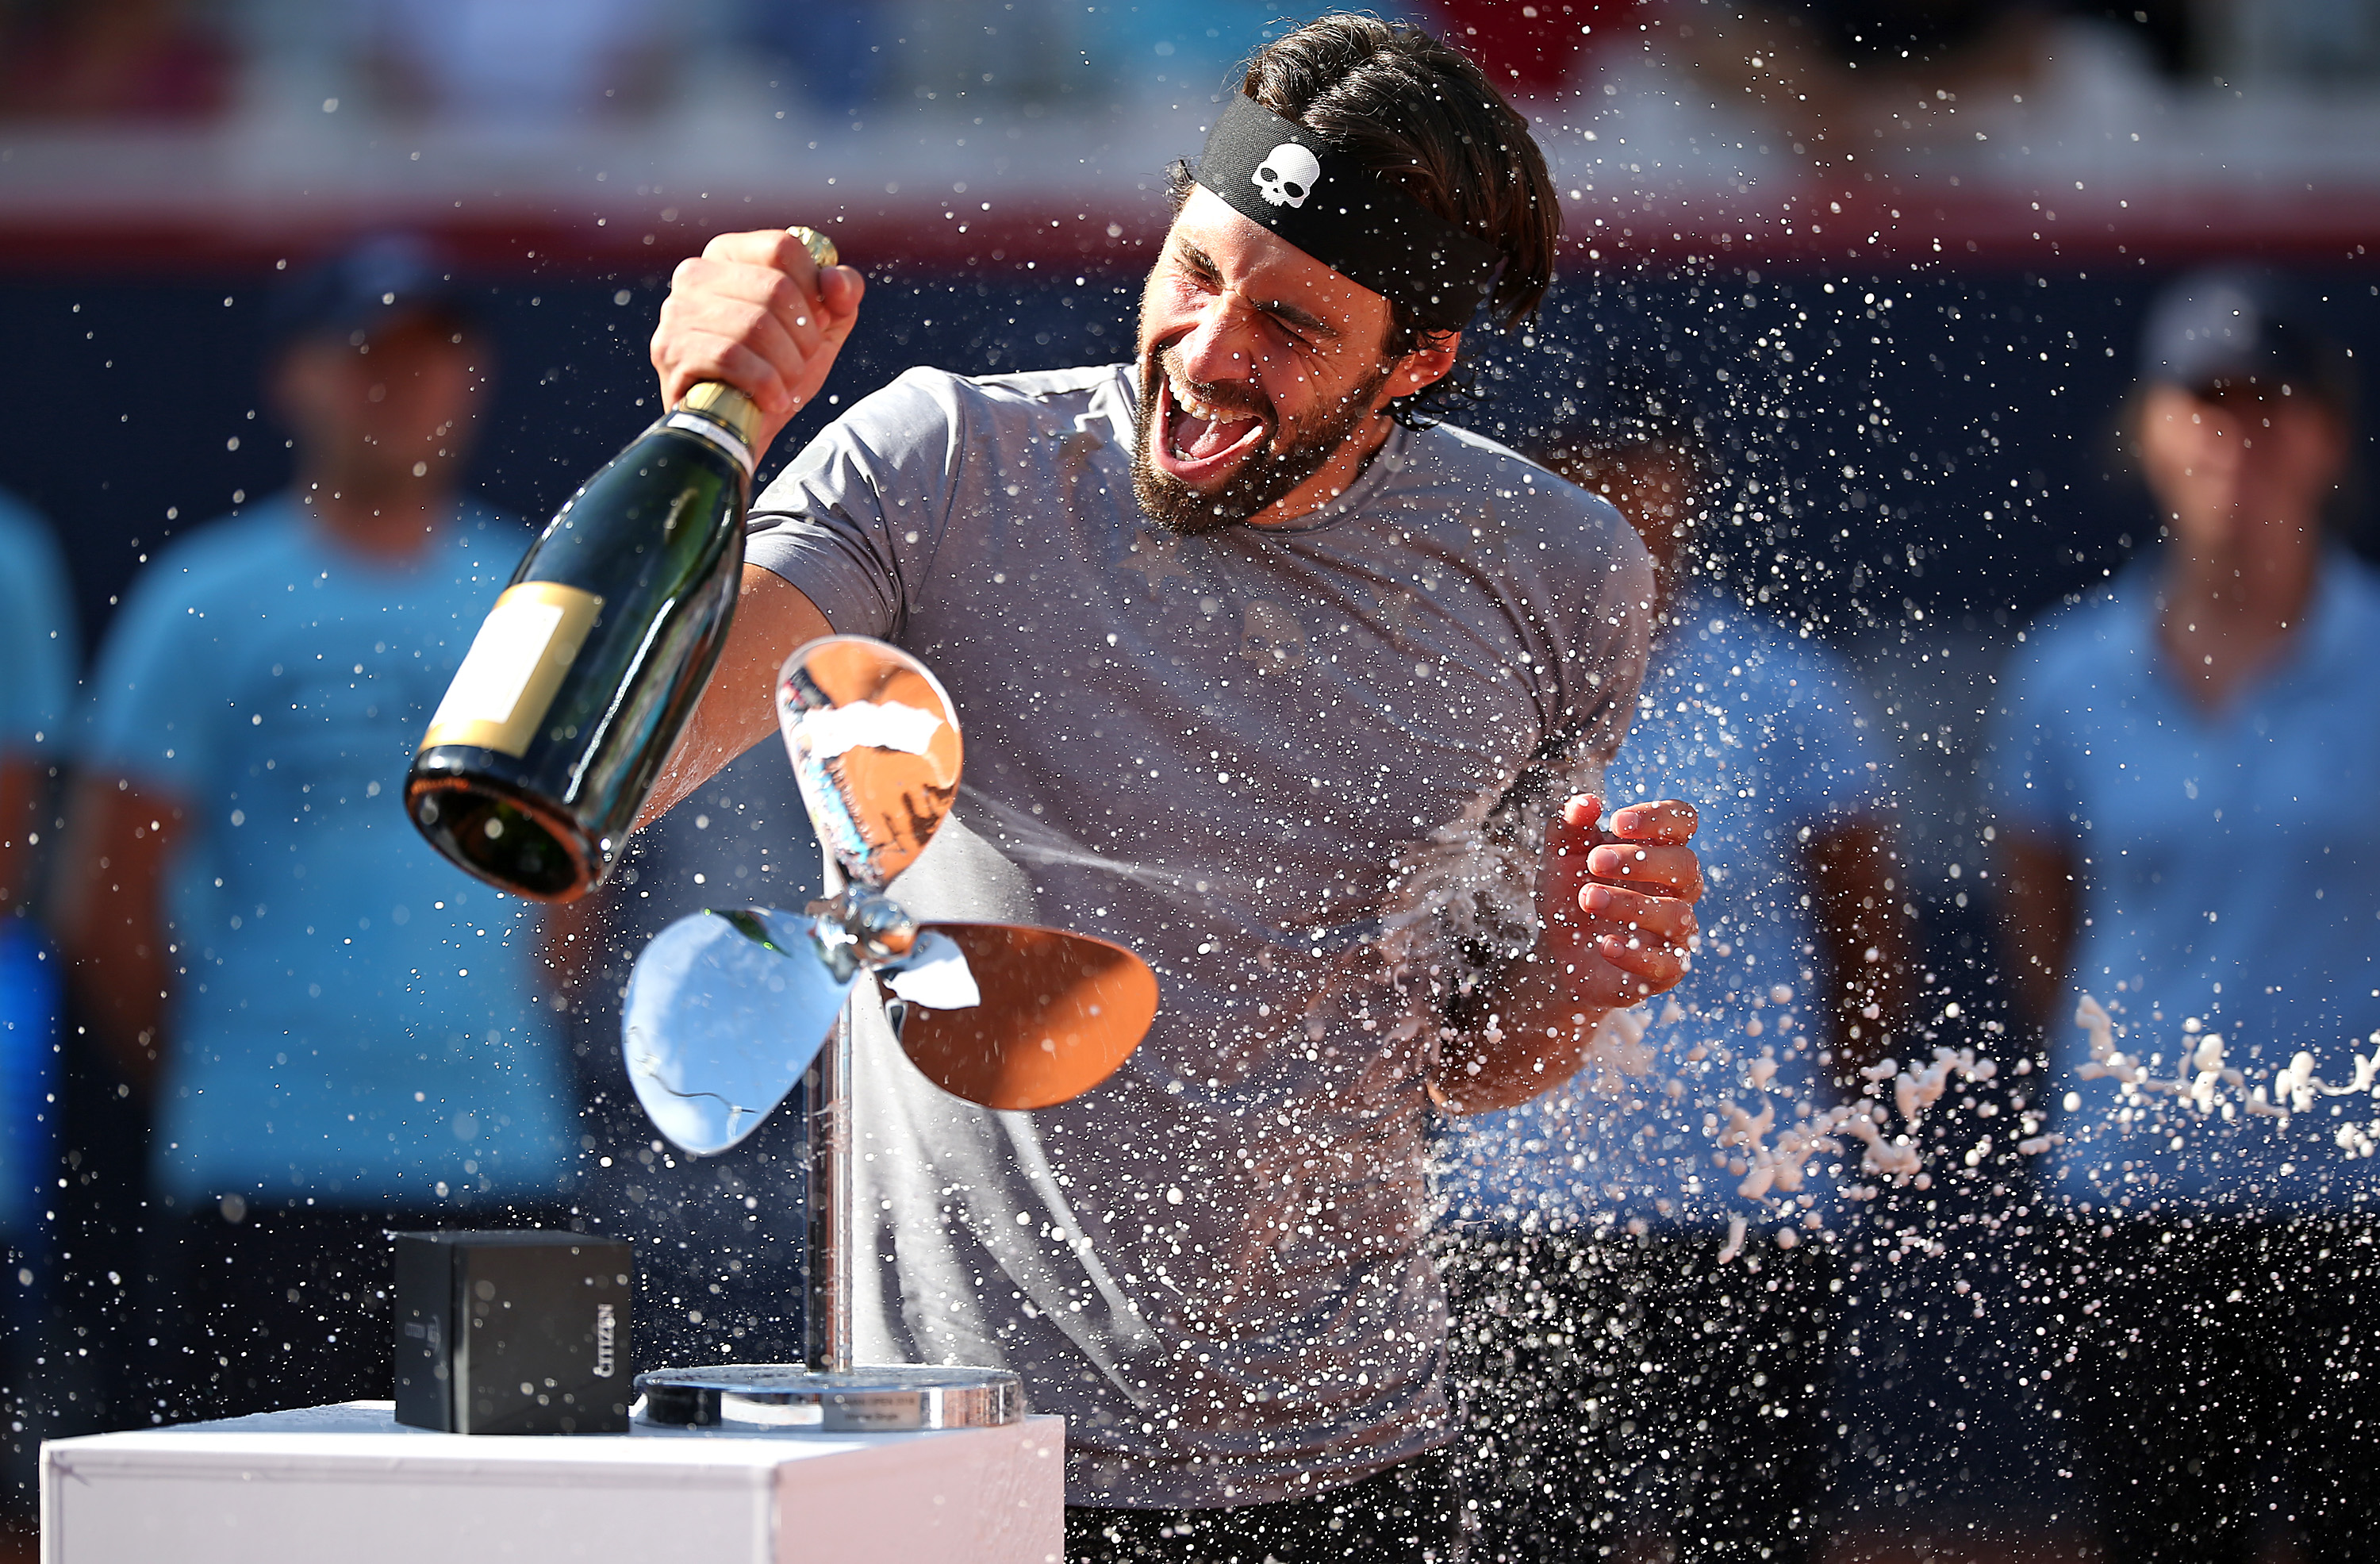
1174;237;1223;279
1173;237;1340;340
1259;296;1338;340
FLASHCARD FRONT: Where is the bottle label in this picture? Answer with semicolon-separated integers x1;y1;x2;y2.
663;411;757;479
420;582;605;758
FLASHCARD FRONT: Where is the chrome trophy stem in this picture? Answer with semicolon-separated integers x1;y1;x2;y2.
804;1011;854;1375
641;999;1023;1433
635;635;1131;1435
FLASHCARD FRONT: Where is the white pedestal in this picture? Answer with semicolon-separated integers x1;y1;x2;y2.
40;1401;1065;1563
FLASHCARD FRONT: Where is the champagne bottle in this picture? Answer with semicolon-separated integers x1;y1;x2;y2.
404;379;762;900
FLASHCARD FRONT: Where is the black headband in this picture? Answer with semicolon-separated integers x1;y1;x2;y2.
1195;94;1503;334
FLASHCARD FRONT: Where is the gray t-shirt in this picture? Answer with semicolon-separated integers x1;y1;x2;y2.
747;363;1653;1506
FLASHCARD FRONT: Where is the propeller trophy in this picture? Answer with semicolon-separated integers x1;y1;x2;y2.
619;635;1158;1431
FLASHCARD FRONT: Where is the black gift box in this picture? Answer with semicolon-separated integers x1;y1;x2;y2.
392;1231;634;1435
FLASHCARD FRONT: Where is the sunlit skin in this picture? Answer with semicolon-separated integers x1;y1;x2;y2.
1998;379;2349;1032
651;228;867;448
640;213;1702;1109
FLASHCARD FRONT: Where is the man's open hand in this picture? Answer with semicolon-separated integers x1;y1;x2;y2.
1433;794;1703;1113
651;228;866;452
1541;794;1702;1009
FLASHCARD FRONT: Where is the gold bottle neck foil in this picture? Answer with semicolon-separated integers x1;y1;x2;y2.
678;382;764;451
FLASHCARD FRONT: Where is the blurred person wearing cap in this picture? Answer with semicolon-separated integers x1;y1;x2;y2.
1435;379;1913;1564
56;239;573;1424
1985;269;2380;1558
630;14;1704;1555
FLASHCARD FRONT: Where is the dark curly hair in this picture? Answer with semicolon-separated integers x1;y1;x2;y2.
1166;13;1561;428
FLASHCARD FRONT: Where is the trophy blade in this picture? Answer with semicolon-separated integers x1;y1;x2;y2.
892;923;1158;1109
622;906;857;1155
778;636;964;887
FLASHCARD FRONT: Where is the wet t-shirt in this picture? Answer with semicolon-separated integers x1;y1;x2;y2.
746;363;1653;1506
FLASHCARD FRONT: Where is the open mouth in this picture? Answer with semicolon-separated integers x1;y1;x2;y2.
1151;367;1270;486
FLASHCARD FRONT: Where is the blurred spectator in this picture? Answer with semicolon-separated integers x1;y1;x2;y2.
0;0;229;121
0;490;69;1241
1436;378;1914;1564
0;493;71;1493
1987;267;2380;1556
56;237;573;1425
358;0;676;123
0;492;72;928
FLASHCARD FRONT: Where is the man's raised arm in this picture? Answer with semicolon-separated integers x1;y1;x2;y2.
635;566;832;829
632;229;862;828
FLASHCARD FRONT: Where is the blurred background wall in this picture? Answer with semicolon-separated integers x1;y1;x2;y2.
3;2;2378;1558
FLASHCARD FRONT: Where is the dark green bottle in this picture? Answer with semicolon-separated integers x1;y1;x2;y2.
405;381;762;901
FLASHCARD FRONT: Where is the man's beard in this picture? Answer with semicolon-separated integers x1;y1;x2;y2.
1130;346;1391;535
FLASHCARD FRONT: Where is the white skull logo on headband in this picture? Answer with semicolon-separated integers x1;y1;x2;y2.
1252;144;1322;209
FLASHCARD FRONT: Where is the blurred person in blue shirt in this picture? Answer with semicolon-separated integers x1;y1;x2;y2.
56;239;572;1424
1987;269;2380;1559
0;494;73;1258
1437;380;1914;1564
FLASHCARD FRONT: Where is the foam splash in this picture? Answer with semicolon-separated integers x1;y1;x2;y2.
1716;1212;1749;1264
1712;1045;1999;1247
2056;993;2380;1155
955;752;2017;1260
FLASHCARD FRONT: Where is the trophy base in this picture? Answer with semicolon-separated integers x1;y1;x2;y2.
632;1363;1023;1432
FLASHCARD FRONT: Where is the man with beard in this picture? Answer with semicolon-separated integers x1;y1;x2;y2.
636;16;1701;1558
